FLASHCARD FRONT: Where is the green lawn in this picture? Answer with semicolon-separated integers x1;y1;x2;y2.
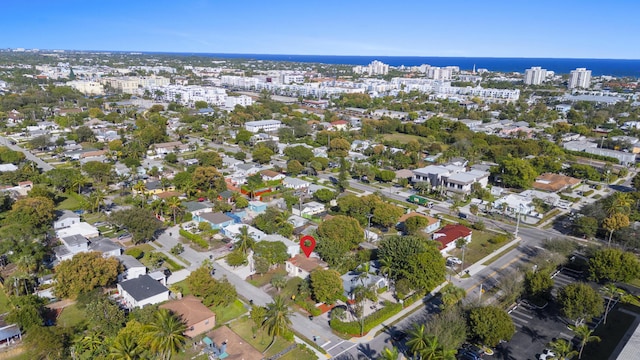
279;345;317;360
55;192;84;211
582;308;636;360
211;299;247;324
247;267;287;287
0;289;12;314
56;303;86;328
449;230;508;266
382;133;425;143
228;317;290;357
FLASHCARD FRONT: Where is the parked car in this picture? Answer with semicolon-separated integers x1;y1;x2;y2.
117;233;131;240
447;256;463;265
538;349;555;360
391;331;407;342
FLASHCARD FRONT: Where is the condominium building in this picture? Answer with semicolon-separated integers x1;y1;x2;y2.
568;68;592;89
524;67;547;85
353;60;389;76
102;76;170;94
245;120;282;133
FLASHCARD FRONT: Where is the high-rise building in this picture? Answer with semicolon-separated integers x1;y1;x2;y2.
568;68;592;89
524;67;547;85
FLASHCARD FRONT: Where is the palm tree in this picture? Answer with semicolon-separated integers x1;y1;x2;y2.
605;192;632;216
89;188;107;213
72;175;88;194
109;332;145;360
144;308;187;360
379;346;400;360
262;296;292;352
234;225;256;254
379;256;394;282
549;339;578;360
569;324;600;359
166;196;183;225
421;335;443;360
407;323;429;357
133;181;147;198
602;283;621;324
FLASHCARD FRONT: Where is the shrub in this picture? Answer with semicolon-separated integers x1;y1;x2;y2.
179;228;208;248
330;301;403;335
488;234;509;245
125;248;144;259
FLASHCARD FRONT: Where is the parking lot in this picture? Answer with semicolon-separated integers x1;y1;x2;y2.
495;269;585;360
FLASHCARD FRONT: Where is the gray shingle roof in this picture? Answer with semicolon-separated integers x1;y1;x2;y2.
119;274;168;301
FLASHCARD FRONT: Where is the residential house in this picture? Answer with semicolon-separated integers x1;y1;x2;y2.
244;120;282;133
204;327;263;360
54;235;89;261
148;141;190;159
341;269;389;300
287;215;308;229
412;165;488;195
397;212;441;233
196;212;235;230
223;224;266;242
285;254;328;279
218;190;235;204
234;163;262;178
53;210;81;230
329;120;348;131
260;169;285;182
55;222;99;239
282;177;310;190
159;296;216;338
117;274;170;309
248;200;267;213
433;224;472;254
117;255;147;282
493;194;535;217
183;200;213;217
88;238;123;258
532;173;581;193
300;201;325;216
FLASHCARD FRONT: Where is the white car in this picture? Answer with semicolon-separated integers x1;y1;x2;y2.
447;256;462;265
539;349;556;360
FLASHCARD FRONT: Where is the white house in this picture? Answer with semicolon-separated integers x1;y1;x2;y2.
117;255;147;282
88;238;123;258
54;235;89;261
244;120;282;133
285;254;327;279
55;222;100;239
53;210;81;230
117;274;170;309
282;177;310;190
262;234;300;257
223;224;266;242
300;201;325;216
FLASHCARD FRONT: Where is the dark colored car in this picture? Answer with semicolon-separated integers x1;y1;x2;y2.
391;331;407;342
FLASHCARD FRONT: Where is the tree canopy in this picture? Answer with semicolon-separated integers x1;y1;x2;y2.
557;283;604;326
315;215;363;267
310;269;344;304
467;306;516;347
109;208;163;244
589;248;640;283
54;252;122;299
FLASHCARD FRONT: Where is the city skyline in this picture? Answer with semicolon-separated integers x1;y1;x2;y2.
2;0;639;59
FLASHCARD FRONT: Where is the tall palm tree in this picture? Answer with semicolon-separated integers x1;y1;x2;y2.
234;225;256;254
109;332;145;360
133;181;147;198
379;256;394;282
89;188;107;213
262;296;292;351
601;283;620;324
166;196;183;225
379;346;400;360
144;308;187;360
569;324;601;359
549;339;578;360
72;175;88;194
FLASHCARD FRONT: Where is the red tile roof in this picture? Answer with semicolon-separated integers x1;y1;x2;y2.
433;224;472;249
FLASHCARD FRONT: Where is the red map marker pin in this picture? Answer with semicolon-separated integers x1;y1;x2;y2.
300;235;316;258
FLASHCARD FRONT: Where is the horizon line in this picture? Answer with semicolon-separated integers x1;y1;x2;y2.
7;48;640;61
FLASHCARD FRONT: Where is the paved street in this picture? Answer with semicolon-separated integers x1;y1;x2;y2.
0;135;53;171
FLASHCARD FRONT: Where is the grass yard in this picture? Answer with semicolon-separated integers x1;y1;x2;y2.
278;345;317;360
582;308;636;360
55;192;84;211
382;133;425;143
247;267;287;287
211;299;247;324
56;303;86;328
228;317;290;357
169;279;192;297
0;289;12;314
449;230;508;266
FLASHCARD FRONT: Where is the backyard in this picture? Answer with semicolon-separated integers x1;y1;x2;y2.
227;316;293;358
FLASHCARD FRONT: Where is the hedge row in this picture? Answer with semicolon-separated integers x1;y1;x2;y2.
179;228;209;248
330;301;402;336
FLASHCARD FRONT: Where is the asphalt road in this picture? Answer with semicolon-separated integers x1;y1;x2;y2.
0;135;53;171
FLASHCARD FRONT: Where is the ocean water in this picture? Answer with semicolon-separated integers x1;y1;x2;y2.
166;52;640;77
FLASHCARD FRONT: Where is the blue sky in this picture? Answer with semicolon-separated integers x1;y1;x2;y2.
1;0;638;59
